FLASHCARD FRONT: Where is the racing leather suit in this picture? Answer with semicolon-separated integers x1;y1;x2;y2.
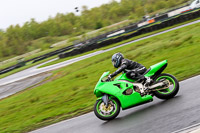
110;59;147;80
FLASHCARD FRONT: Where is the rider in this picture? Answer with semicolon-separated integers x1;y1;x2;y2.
108;52;148;83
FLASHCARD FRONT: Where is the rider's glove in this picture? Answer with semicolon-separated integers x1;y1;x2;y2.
106;74;112;82
108;74;112;79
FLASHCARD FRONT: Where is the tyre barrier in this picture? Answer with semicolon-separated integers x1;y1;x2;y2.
0;45;74;75
155;14;168;22
31;45;74;63
0;62;25;75
1;9;200;75
59;9;200;59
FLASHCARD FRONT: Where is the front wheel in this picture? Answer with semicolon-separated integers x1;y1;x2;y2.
94;98;120;121
153;73;179;99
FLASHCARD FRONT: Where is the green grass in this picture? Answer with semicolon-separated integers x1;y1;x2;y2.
0;21;200;133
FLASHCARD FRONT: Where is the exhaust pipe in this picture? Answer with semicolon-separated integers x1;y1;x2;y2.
149;82;165;90
149;80;170;91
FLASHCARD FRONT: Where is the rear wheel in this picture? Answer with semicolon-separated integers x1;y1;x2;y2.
94;98;120;121
153;73;179;99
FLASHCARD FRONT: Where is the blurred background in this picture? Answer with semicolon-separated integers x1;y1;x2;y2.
0;0;200;133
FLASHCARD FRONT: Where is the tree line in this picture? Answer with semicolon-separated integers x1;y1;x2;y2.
0;0;188;60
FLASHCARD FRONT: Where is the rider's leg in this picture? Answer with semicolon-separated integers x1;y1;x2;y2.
126;71;137;79
135;67;147;82
126;67;147;82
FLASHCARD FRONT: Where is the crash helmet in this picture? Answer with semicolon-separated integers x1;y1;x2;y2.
111;53;124;68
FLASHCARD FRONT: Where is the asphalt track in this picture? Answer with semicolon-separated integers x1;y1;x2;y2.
0;73;51;99
30;75;200;133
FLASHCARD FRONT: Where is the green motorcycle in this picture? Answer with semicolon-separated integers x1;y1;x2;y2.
94;60;179;120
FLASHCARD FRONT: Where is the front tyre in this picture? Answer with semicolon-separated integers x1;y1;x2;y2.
94;98;120;121
154;73;179;99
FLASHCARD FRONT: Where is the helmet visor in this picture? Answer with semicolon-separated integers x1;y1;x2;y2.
112;60;116;67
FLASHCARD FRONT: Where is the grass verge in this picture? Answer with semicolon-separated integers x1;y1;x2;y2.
0;21;200;133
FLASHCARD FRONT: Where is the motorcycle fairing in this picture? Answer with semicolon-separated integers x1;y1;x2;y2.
94;72;153;109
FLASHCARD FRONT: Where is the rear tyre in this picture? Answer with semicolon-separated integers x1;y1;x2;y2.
94;98;120;121
153;73;179;99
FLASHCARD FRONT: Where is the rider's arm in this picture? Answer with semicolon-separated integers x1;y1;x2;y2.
110;64;127;78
